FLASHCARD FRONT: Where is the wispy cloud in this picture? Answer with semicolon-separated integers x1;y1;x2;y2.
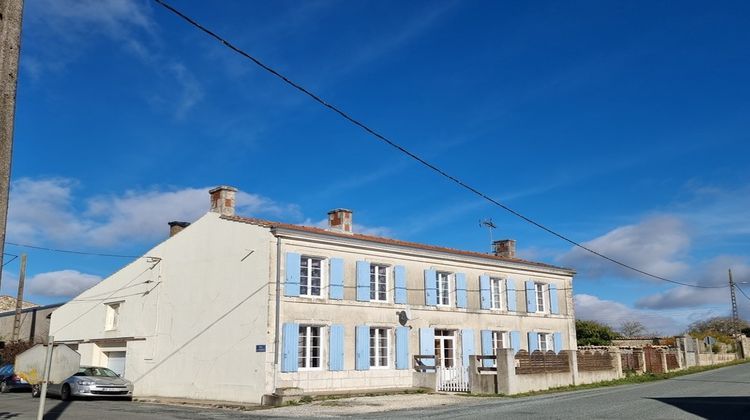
7;177;300;248
24;0;203;118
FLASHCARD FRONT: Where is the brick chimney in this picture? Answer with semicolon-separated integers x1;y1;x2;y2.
493;239;516;258
168;221;190;237
327;209;353;233
209;186;237;216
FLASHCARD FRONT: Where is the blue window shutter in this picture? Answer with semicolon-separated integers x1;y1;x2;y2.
329;324;344;371
424;269;437;306
395;327;409;370
355;325;370;370
356;261;370;301
394;265;407;304
525;280;537;313
479;275;491;309
456;273;467;308
509;331;521;354
281;323;299;372
329;258;344;300
549;284;559;314
419;328;435;367
553;332;562;353
461;329;474;367
284;253;301;297
480;330;493;368
506;279;517;311
528;331;539;352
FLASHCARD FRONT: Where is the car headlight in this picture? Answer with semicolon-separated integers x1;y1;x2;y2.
76;380;95;386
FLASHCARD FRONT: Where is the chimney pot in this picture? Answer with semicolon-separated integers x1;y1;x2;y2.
327;208;353;233
493;239;516;258
168;221;190;237
209;186;238;216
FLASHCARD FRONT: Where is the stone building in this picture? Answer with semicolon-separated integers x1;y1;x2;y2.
49;186;576;404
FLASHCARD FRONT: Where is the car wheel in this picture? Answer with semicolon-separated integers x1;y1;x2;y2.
31;385;41;398
0;381;8;393
60;384;72;401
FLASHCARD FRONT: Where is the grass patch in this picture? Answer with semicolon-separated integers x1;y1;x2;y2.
464;358;750;398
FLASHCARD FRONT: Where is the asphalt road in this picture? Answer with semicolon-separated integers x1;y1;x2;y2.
1;363;748;419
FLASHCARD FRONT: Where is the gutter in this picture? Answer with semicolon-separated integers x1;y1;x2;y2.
272;234;282;392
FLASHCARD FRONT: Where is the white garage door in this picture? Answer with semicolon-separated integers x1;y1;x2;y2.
106;351;127;377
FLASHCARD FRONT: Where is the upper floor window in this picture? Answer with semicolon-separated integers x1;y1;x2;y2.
298;325;322;369
490;278;504;310
535;283;546;312
300;256;323;297
370;327;390;368
370;264;388;302
104;302;121;331
436;272;451;306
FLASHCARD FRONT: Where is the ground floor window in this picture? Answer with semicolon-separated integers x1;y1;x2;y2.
298;325;322;369
538;332;554;352
370;327;390;368
434;329;455;367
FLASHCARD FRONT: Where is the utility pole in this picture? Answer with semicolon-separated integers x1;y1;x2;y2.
11;253;26;341
0;0;25;292
729;269;739;337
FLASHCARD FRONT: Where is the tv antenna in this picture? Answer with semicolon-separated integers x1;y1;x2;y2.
479;218;497;253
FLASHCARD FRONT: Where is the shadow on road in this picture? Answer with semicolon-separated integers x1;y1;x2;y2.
44;400;72;420
0;412;20;419
650;397;750;419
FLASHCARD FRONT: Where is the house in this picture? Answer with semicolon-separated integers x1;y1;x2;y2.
0;301;63;345
49;186;576;404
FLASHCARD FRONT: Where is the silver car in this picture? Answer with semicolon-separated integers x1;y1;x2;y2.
32;366;133;401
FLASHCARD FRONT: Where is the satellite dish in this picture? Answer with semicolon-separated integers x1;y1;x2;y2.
398;308;412;326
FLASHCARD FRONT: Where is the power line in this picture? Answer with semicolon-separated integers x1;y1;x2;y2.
152;0;725;290
5;241;156;259
735;283;750;302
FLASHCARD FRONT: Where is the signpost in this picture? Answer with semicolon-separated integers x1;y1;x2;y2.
15;338;80;420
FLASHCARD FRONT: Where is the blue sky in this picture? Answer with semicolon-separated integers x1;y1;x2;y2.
2;0;749;335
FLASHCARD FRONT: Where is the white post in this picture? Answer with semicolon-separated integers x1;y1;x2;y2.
36;335;54;420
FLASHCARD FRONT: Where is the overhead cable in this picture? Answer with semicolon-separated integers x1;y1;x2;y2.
152;0;724;290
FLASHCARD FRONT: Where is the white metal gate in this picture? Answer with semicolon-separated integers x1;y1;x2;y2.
437;365;469;392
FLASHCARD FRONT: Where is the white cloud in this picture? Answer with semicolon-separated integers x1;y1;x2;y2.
8;177;300;248
574;294;719;336
635;256;750;312
26;270;102;298
558;215;690;280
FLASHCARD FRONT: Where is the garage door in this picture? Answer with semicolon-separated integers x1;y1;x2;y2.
106;351;127;377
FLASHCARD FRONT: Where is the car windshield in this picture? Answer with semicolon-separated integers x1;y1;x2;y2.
75;367;119;377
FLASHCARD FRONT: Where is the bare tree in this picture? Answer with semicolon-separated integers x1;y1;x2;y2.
619;320;647;338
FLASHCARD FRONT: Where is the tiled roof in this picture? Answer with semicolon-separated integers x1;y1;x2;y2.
221;215;574;273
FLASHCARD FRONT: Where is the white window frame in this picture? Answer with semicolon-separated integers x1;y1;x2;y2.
369;327;390;368
491;331;507;367
300;256;325;298
436;271;451;306
490;278;504;310
104;302;121;331
370;264;389;302
537;332;554;352
535;283;546;313
298;325;323;370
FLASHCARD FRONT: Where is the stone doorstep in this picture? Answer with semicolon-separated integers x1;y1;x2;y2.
134;396;268;411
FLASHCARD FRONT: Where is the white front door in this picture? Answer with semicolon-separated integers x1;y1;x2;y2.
106;351;126;377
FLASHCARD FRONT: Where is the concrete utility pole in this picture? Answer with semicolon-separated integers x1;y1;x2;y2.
11;252;26;340
0;0;25;292
729;269;739;337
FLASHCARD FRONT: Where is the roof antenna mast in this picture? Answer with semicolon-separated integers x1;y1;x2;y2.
479;218;497;253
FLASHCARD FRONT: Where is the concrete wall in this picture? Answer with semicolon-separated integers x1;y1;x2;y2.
49;212;272;403
495;349;575;394
271;230;576;394
0;304;62;343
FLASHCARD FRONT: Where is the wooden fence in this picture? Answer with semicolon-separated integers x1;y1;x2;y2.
515;350;570;374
